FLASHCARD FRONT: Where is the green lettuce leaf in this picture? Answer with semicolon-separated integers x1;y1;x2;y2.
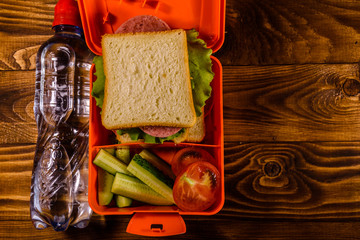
117;128;185;144
92;56;105;108
186;29;214;117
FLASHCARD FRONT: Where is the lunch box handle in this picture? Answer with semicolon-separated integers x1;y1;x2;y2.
126;213;186;236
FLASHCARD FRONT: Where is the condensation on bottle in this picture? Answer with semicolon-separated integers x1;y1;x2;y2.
30;0;94;231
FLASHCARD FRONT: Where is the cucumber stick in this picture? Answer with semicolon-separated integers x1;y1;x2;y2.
139;149;176;180
111;173;173;206
115;195;132;208
127;154;175;203
104;148;115;155
116;147;131;164
98;168;114;205
93;149;132;175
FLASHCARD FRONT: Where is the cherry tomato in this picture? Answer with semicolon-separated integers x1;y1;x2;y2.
171;147;215;176
173;161;220;212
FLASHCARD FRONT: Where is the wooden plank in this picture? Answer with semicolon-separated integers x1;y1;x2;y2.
215;0;360;65
223;141;360;219
0;145;34;218
0;0;54;70
3;0;360;69
1;218;360;240
2;142;360;220
0;71;37;144
4;63;360;144
0;0;55;34
0;33;49;70
223;64;360;142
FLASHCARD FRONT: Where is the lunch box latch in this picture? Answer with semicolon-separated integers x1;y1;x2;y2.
126;213;186;236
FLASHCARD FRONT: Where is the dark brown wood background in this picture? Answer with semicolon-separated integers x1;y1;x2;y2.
2;0;360;239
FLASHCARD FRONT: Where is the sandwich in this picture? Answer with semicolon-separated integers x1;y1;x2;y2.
91;15;214;144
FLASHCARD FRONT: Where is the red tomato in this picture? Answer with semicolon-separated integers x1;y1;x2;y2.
173;161;220;212
171;147;215;176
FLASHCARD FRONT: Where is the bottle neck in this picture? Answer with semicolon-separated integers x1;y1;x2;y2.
52;25;83;38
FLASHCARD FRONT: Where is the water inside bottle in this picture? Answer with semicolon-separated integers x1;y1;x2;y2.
31;26;94;231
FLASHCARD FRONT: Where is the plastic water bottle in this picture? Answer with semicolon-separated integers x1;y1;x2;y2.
30;0;94;231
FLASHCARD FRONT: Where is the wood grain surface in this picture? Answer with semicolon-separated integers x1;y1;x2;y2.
223;64;360;141
2;0;360;239
216;0;360;65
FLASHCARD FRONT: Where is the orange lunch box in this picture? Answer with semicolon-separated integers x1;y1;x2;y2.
78;0;226;236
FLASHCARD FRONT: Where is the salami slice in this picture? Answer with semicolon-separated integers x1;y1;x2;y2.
140;126;182;138
115;15;170;33
116;15;181;138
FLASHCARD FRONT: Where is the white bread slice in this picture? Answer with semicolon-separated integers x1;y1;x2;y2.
184;111;205;142
101;29;196;130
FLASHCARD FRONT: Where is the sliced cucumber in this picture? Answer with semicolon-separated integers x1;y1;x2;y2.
127;154;174;203
116;147;131;164
139;149;176;180
98;168;114;205
104;148;115;156
115;195;132;208
93;149;132;175
111;173;173;206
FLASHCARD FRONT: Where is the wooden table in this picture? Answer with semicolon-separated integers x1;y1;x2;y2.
2;0;360;239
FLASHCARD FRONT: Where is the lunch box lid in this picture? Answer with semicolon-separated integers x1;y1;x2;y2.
77;0;226;55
